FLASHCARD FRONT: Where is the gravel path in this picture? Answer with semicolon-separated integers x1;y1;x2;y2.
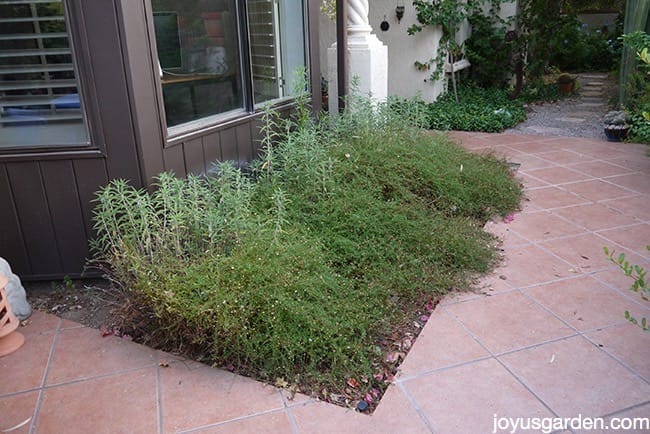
505;73;617;140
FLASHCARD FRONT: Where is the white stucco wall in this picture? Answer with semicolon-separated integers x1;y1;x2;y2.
318;1;518;102
319;0;446;102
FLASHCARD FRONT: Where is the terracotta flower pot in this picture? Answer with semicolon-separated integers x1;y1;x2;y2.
559;81;573;95
0;273;25;357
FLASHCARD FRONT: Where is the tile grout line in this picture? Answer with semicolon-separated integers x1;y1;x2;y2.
395;382;436;433
41;363;158;390
177;407;287;434
580;332;650;386
155;353;164;434
29;317;62;434
278;390;301;434
598;400;650;419
590;272;650;310
496;250;650;386
439;303;562;419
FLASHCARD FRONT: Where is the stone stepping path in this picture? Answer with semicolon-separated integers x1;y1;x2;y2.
506;72;615;139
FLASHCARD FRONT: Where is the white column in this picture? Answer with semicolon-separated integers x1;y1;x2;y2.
328;0;388;113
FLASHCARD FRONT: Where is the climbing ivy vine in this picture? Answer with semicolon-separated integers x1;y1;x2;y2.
407;0;508;99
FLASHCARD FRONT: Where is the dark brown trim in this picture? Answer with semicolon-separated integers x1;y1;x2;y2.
336;0;348;112
165;99;297;147
0;148;105;163
308;0;322;113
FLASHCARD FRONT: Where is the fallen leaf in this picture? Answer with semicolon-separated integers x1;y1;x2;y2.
275;377;289;388
100;326;113;337
346;378;360;389
1;418;31;432
580;255;589;260
158;360;169;368
402;338;413;350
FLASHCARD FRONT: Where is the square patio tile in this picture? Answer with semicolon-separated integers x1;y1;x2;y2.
445;291;574;354
506;140;561;154
595;403;650;434
159;361;283;433
568;160;635;178
0;331;54;396
585;323;650;381
397;309;489;378
20;310;60;336
524;276;636;331
609;154;650;173
492;244;574;288
525;167;593;185
403;358;553;433
506;211;586;242
605;173;650;195
561;180;638;203
517;172;551;189
592;267;650;301
291;399;369;434
536;149;595;165
46;326;157;385
189;411;293;434
525;187;589;210
553;203;640;231
483;220;531;248
499;336;650;418
509;153;556;171
369;385;430;434
541;233;642;272
602;196;650;222
597;224;650;259
0;391;38;434
34;368;158;434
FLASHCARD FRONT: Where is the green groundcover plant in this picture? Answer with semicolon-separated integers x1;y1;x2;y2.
404;85;528;132
91;94;522;407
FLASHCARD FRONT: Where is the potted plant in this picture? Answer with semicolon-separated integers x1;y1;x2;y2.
557;73;575;95
603;110;631;142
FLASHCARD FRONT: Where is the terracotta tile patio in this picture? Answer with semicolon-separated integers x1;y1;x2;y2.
2;132;649;433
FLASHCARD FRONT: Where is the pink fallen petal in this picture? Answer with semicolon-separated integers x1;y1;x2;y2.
373;373;384;381
420;314;430;322
503;214;515;224
385;352;399;363
365;393;374;404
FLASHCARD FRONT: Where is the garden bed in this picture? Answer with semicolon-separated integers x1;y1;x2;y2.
89;96;522;412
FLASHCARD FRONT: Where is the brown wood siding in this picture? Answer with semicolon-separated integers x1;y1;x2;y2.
0;1;143;280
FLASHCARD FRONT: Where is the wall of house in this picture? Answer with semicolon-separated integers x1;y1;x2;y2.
319;1;517;102
0;1;143;280
0;0;320;280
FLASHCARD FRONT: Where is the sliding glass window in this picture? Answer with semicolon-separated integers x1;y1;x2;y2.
151;0;244;128
0;0;88;149
151;0;307;131
248;0;306;106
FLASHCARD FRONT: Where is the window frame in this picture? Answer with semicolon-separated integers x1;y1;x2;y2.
149;0;311;147
0;0;105;157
